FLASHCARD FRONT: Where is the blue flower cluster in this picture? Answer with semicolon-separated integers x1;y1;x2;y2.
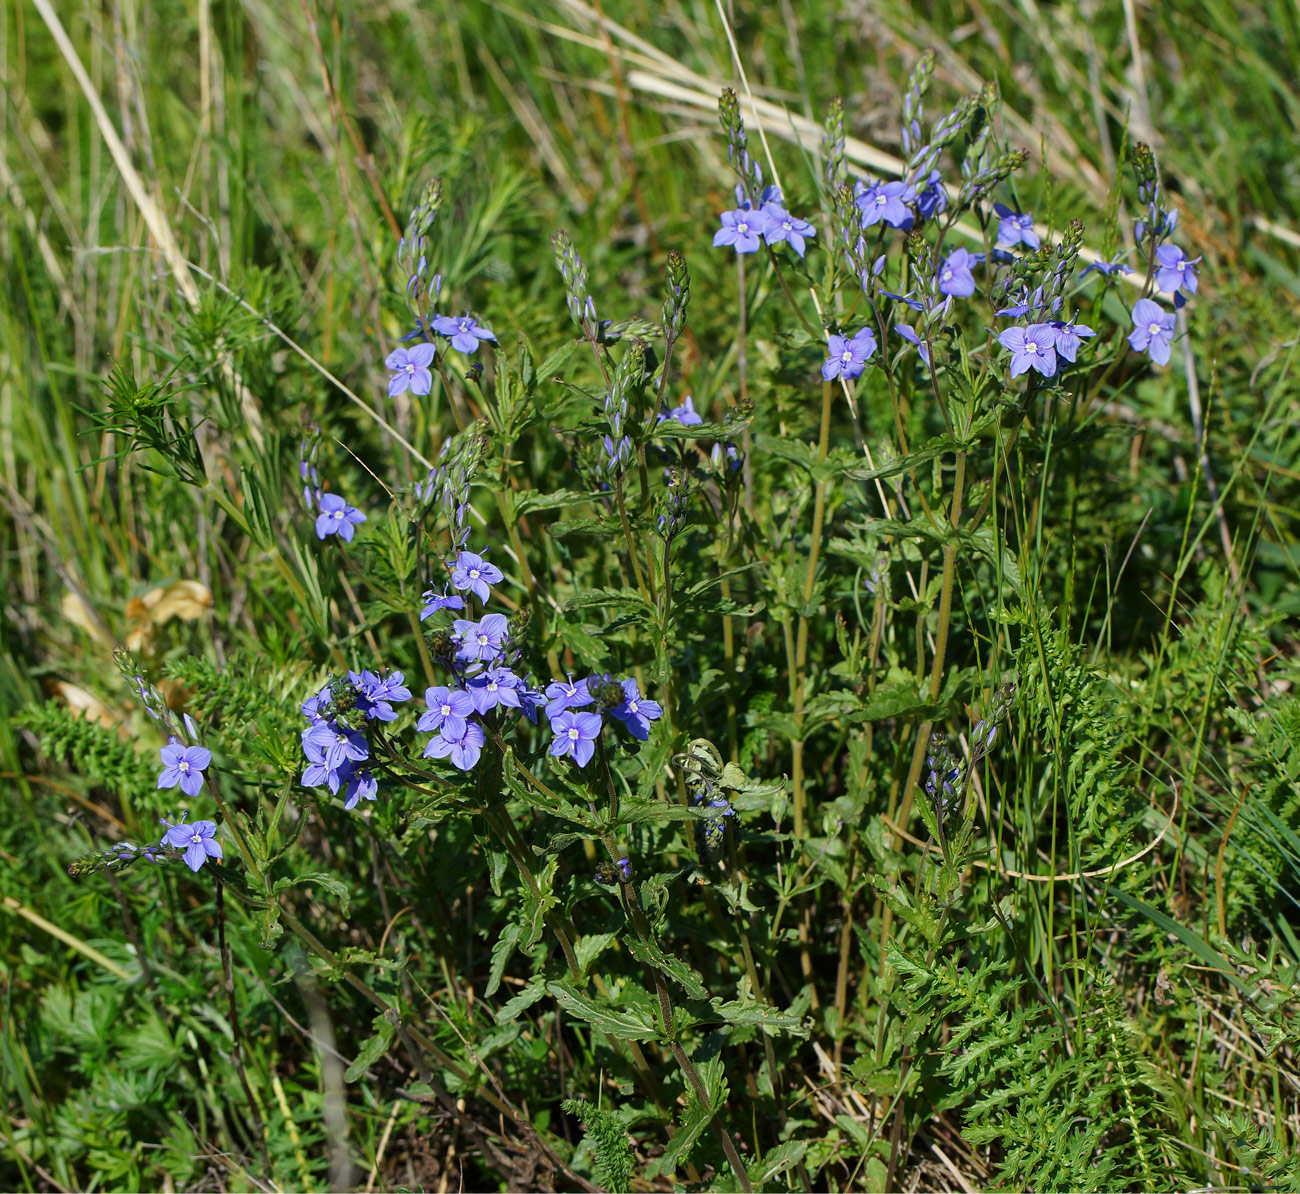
544;674;663;767
300;669;411;809
713;185;817;259
714;90;1203;385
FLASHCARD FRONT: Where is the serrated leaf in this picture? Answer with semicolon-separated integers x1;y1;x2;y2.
711;998;808;1035
750;1139;809;1184
653;417;748;441
273;871;351;914
513;489;593;518
654;1096;712;1176
486;923;520;998
495;975;548;1024
344;1019;394;1082
575;931;620;977
624;936;709;1000
546;981;659;1040
843;434;967;482
548;517;622;538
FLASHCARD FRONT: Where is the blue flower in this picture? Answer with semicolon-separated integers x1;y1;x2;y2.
419;586;465;620
1154;244;1200;295
856;179;914;228
549;710;603;767
343;770;378;811
302;683;333;722
349;670;411;721
469;667;523;714
157;738;211;797
712;207;763;253
518;685;547;724
544;675;592;721
431;314;496;353
822;328;878;381
316;493;366;542
304;721;369;770
385;343;436;398
160;813;223;873
453;613;509;664
994;203;1040;250
1080;256;1133;278
759;201;816;257
451;551;503;603
895;324;931;366
998;324;1058;378
1049;318;1096;363
424;722;486;770
937;248;978;298
881;288;925;312
1128;299;1175;367
418;685;475;739
915;170;947;219
658;395;703;426
610;679;663;741
301;737;342;792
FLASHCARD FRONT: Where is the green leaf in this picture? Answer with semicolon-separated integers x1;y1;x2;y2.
654;417;748;441
546;981;659;1040
273;871;351;914
486;923;520;998
575;932;620;978
750;1140;809;1185
843;435;967;482
495;976;548;1024
654;1095;712;1176
548;517;622;538
624;936;709;1000
711;998;809;1035
513;489;592;518
344;1018;394;1082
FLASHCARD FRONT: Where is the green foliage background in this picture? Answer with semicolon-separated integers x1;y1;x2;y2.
3;0;1300;1190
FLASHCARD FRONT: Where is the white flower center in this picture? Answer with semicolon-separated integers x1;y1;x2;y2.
440;703;451;716
568;727;580;740
874;195;887;207
469;568;480;579
628;701;639;713
189;832;201;844
737;220;750;233
840;350;853;363
1025;342;1039;355
942;270;952;282
179;761;190;772
477;634;489;646
487;681;498;692
1148;322;1162;334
